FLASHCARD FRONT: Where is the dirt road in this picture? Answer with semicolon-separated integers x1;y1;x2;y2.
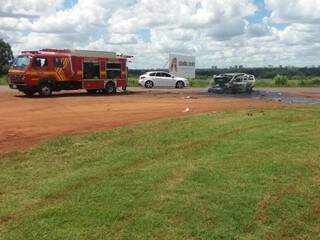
0;87;282;151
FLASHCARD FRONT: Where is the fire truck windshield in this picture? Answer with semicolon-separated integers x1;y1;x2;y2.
13;55;31;68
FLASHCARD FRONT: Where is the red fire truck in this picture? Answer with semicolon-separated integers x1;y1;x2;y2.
8;49;130;97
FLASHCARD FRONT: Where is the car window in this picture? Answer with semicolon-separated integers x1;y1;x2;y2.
235;76;243;82
149;73;156;76
33;57;48;68
156;72;163;77
163;73;171;77
83;61;100;79
106;63;121;79
54;58;64;68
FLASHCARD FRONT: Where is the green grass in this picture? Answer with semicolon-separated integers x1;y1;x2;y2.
129;76;320;89
256;78;320;88
0;75;8;85
1;107;320;239
128;77;139;87
189;79;211;88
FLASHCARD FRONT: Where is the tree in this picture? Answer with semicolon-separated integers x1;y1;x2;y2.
0;39;14;75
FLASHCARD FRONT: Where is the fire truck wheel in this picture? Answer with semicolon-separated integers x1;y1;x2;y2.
105;82;116;94
39;83;52;97
145;81;154;89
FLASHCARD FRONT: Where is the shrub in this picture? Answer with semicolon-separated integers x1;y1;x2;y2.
311;78;320;86
274;74;288;86
299;79;306;87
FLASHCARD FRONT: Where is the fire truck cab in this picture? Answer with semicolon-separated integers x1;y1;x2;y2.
8;49;129;97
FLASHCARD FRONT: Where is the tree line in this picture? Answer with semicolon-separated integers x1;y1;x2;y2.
198;68;320;79
129;67;320;79
0;39;13;75
0;38;319;79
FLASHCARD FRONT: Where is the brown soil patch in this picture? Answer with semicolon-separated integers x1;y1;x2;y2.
0;87;282;152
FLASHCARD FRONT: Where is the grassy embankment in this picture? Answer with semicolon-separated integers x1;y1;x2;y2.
1;107;320;239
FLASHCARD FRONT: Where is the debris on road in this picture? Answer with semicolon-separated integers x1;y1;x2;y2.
183;95;197;100
208;89;320;104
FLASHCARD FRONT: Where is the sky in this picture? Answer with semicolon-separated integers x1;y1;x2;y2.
1;0;320;68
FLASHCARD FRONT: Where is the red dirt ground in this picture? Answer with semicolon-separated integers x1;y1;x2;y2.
0;87;282;152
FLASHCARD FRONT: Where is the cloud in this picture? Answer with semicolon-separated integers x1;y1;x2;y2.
1;0;320;68
108;0;256;33
0;0;64;18
265;0;320;24
247;22;272;37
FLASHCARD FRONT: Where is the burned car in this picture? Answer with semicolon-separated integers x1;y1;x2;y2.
208;73;255;94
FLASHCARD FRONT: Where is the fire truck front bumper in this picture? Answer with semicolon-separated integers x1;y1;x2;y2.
9;84;38;92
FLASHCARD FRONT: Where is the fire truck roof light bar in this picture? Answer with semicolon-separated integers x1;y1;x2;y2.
21;49;133;59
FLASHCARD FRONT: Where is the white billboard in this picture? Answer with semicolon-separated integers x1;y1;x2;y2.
169;53;195;79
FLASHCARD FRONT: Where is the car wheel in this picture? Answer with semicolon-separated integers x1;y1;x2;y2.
39;83;52;97
145;81;154;89
105;81;116;94
176;81;185;89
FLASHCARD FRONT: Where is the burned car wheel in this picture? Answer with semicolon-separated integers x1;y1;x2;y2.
246;87;253;94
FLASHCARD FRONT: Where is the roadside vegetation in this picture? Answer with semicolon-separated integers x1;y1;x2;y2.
256;76;320;88
0;75;8;85
129;74;320;88
127;76;139;87
1;107;320;239
0;39;13;76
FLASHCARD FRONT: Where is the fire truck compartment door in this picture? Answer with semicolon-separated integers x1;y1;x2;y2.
83;80;105;90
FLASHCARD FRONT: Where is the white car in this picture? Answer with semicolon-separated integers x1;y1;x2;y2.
139;71;189;89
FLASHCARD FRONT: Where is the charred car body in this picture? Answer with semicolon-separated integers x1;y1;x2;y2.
208;73;255;94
